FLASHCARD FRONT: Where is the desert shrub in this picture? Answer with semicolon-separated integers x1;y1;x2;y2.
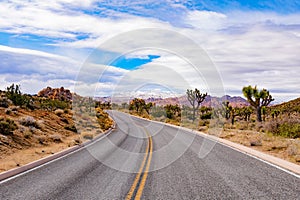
40;99;70;110
24;131;33;139
265;118;300;138
287;144;299;156
49;134;63;143
19;116;41;128
82;132;94;140
199;120;210;127
5;108;12;115
95;108;113;130
54;109;64;116
65;124;77;133
0;97;10;108
0;118;17;135
35;135;46;144
200;112;212;120
250;138;262;146
6;84;30;107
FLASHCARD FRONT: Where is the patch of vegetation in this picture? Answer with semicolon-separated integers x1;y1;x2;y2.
82;132;94;140
95;107;113;131
265;118;300;139
19;116;41;129
0;118;18;135
40;98;70;111
0;97;10;108
5;84;33;108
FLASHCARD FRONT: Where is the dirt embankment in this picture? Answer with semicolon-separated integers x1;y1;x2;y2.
0;87;113;173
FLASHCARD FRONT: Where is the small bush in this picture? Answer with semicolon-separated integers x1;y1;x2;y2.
199;120;210;127
65;124;77;133
287;144;298;156
0;97;10;108
5;108;12;115
0;118;17;135
36;135;46;144
6;84;30;107
24;131;32;139
250;138;262;146
265;118;300;138
40;99;70;110
54;109;64;116
82;132;94;140
19;116;41;128
50;134;63;143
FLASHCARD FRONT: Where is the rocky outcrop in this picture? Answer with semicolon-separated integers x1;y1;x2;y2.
38;87;72;101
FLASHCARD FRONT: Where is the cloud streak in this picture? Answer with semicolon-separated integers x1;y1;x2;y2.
0;1;299;101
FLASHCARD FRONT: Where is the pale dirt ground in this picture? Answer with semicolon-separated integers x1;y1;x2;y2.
0;106;105;173
215;129;300;165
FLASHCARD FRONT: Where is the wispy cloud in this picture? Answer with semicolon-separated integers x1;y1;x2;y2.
0;1;299;101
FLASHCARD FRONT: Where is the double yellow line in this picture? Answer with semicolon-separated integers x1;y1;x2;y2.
126;128;153;200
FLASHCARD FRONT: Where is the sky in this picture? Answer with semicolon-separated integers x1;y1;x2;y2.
0;0;300;102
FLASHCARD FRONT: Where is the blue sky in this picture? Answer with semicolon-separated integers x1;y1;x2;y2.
0;0;300;101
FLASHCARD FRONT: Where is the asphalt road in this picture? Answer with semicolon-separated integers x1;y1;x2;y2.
1;111;299;199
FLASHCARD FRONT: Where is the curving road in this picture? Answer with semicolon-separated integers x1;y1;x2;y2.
0;111;299;199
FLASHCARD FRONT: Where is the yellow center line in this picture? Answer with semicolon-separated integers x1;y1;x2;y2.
125;130;151;200
134;130;153;200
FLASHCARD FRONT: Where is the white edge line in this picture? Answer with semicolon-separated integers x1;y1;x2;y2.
119;111;300;178
0;128;115;184
183;127;300;178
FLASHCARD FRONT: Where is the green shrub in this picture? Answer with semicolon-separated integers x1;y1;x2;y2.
265;118;300;138
0;118;17;135
278;122;300;138
40;99;70;111
6;84;30;107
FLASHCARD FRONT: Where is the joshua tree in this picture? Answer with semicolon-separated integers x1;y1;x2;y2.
186;88;207;122
129;98;153;115
144;102;154;115
240;106;253;121
242;85;274;122
222;101;231;120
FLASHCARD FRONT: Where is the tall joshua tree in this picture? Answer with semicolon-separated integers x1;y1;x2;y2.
186;88;207;122
242;85;274;122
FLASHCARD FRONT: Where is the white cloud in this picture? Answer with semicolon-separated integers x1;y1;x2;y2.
185;10;227;30
181;11;300;100
0;1;299;101
0;45;128;96
0;0;172;45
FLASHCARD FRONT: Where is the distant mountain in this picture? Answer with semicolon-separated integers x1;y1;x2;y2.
96;94;249;107
145;95;249;107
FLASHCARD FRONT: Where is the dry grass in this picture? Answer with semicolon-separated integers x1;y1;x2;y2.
217;128;300;165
